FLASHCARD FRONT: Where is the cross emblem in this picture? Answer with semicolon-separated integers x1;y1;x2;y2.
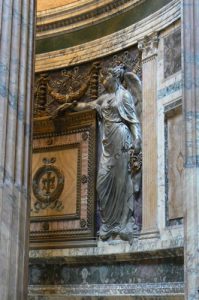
41;171;56;195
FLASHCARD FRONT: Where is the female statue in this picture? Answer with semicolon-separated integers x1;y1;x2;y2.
49;65;142;242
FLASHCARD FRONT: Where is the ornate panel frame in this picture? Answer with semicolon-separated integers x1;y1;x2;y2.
164;99;183;227
30;110;97;248
31;142;81;221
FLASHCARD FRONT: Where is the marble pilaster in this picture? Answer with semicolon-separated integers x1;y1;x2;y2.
0;1;35;299
182;1;199;299
138;33;159;238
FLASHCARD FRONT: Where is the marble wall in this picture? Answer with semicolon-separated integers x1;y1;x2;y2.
164;28;181;78
28;247;184;299
29;258;183;286
182;1;199;298
0;0;35;299
165;102;184;225
29;297;184;300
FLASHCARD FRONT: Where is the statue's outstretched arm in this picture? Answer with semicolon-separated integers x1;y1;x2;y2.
50;95;103;119
74;98;102;111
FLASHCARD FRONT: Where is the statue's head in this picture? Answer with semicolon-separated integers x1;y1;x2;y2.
109;65;126;82
100;65;126;92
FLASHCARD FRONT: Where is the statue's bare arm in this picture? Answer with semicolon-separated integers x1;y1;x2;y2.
50;95;103;119
74;97;103;111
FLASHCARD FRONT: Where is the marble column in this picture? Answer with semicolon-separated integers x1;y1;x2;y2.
138;33;159;238
182;1;199;299
0;1;35;299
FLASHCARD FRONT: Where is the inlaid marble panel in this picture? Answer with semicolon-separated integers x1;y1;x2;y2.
165;102;184;225
28;294;184;300
28;255;184;299
29;257;183;286
164;28;181;78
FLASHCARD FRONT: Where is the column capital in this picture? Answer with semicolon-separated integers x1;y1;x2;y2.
138;32;159;62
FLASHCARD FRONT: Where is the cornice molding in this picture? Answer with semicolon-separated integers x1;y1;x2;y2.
36;0;145;39
35;0;180;73
29;282;184;297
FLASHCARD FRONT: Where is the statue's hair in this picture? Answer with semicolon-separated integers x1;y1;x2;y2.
109;65;126;82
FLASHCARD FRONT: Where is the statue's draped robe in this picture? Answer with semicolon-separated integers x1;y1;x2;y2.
96;86;140;238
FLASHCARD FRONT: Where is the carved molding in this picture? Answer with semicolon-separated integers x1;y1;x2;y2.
138;32;159;63
28;282;184;297
34;62;100;118
36;0;145;39
35;0;181;72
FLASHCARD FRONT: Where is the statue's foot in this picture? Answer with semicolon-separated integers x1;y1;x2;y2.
99;224;120;241
119;221;140;242
99;230;112;241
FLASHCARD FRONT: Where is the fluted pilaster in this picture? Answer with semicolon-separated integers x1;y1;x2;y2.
138;33;159;238
0;1;35;299
182;1;199;299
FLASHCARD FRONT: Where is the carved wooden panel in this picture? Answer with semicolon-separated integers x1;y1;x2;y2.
30;110;97;248
34;46;140;119
31;141;80;219
165;101;184;225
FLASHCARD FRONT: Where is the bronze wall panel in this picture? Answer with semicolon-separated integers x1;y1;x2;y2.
30;110;97;248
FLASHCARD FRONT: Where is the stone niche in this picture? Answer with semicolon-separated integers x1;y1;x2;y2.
29;1;184;299
29;43;184;299
31;44;143;248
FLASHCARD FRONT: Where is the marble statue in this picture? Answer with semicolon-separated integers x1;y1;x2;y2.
49;65;142;242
